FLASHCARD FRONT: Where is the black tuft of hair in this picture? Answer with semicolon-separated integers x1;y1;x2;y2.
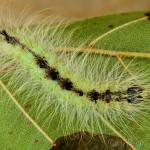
87;90;100;103
0;30;18;45
58;78;73;90
45;67;60;80
35;55;48;68
101;90;112;103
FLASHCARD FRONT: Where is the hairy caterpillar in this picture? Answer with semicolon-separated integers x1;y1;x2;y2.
0;9;150;150
1;29;145;104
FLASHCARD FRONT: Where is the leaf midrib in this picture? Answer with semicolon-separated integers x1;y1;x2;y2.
55;47;150;58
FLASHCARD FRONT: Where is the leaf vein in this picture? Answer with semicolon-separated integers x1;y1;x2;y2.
0;80;55;146
88;16;147;47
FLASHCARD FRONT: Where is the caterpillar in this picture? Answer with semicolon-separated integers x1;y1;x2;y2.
0;10;150;150
0;30;145;104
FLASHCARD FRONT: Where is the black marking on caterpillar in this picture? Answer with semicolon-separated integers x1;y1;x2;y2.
0;30;145;104
58;77;74;90
126;85;144;103
0;30;36;56
101;90;112;103
0;30;19;45
144;12;150;21
72;88;84;96
87;90;100;103
45;67;60;80
35;55;49;69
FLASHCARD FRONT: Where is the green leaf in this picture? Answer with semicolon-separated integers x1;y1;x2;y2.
0;12;150;150
0;83;51;150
